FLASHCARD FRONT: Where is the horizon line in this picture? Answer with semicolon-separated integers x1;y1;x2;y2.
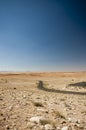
0;70;86;73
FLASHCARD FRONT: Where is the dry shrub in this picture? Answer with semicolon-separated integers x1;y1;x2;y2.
32;101;43;107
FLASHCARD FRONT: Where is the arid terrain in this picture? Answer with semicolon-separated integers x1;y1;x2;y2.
0;72;86;130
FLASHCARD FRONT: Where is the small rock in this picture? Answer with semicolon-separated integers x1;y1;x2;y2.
8;106;13;111
68;118;72;122
30;116;51;126
6;125;10;129
61;126;68;130
44;124;54;130
23;95;26;98
68;118;78;123
61;120;66;124
30;116;44;124
57;127;60;130
78;124;84;129
37;108;48;113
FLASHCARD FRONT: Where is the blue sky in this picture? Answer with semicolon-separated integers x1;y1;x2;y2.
0;0;86;71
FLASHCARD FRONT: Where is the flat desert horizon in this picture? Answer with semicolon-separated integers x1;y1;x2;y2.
0;72;86;130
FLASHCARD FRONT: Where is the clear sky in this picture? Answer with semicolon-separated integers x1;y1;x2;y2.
0;0;86;71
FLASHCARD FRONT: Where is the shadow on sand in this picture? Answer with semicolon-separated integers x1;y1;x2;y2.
68;82;86;88
37;81;86;96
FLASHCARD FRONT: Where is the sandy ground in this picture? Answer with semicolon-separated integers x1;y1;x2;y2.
0;72;86;130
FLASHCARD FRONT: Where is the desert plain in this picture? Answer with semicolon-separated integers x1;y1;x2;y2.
0;72;86;130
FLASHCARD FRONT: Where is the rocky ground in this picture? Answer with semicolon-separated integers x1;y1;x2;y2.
0;72;86;130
